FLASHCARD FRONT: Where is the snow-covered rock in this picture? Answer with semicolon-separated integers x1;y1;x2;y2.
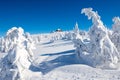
74;8;120;69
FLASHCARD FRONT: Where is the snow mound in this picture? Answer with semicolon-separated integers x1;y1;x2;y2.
74;8;120;69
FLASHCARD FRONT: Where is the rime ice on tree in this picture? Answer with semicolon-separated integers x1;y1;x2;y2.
74;8;120;69
0;27;35;80
111;17;120;53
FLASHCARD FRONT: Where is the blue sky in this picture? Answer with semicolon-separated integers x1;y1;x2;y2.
0;0;120;36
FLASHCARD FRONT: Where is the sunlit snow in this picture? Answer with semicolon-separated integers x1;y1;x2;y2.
1;8;120;80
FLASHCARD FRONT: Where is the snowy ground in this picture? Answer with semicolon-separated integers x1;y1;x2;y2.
31;40;76;74
31;39;120;80
1;39;120;80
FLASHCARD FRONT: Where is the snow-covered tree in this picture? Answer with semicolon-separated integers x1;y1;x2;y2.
112;17;120;32
75;8;120;69
64;31;74;40
50;32;66;42
73;22;83;47
0;27;35;80
0;37;5;52
73;22;79;34
111;17;120;52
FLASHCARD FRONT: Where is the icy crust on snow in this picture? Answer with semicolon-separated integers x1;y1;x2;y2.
74;8;120;69
0;27;39;80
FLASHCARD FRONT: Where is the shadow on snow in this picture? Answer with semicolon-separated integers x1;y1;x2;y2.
30;49;85;74
41;50;75;56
